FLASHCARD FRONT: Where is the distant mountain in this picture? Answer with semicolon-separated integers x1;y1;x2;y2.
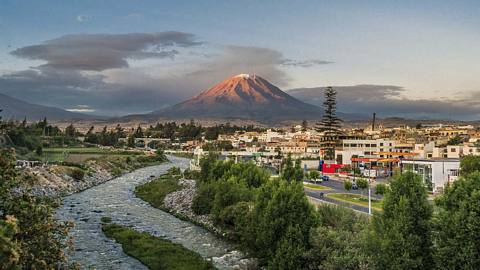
151;74;330;123
0;93;95;121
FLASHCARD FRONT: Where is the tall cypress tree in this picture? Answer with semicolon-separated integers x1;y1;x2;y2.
316;87;342;160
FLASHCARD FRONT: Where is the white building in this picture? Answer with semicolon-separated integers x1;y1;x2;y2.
336;139;396;165
401;158;460;193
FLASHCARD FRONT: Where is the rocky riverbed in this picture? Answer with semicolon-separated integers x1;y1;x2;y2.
23;162;113;197
163;179;218;232
56;156;255;270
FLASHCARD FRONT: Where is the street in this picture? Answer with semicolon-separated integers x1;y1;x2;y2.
304;175;384;214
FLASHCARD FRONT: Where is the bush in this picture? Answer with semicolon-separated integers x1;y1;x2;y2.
375;183;388;195
69;167;85;181
344;180;353;191
192;183;216;215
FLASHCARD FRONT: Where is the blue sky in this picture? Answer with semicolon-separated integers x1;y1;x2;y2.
0;0;479;118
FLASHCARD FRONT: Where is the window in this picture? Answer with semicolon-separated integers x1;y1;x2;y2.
451;148;456;152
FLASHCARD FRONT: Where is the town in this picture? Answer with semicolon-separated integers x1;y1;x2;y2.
2;1;479;269
110;119;473;195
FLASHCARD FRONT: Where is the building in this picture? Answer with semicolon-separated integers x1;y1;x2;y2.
336;139;396;165
401;158;460;193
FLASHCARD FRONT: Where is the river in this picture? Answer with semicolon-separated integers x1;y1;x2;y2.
56;156;249;269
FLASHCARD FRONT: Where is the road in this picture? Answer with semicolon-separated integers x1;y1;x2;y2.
304;176;384;214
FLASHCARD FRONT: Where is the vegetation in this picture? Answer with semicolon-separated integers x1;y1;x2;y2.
280;155;304;182
0;148;75;269
135;168;182;210
307;204;370;269
102;223;214;270
303;183;330;191
375;183;388;195
369;171;434;270
190;154;317;268
433;161;480;269
315;87;343;159
328;193;383;211
308;170;320;180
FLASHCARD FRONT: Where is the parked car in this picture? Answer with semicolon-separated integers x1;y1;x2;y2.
321;175;330;181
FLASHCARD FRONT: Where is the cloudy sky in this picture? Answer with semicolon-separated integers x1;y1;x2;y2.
0;0;479;119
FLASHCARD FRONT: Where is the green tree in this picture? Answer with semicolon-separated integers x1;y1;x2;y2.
65;124;76;137
433;172;480;269
247;180;317;266
369;172;434;270
344;180;353;191
309;170;320;181
0;148;74;269
127;134;135;148
315;87;343;160
281;155;303;182
375;183;388;195
307;204;370;270
447;136;463;146
460;155;480;175
356;178;368;196
294;159;305;182
269;225;307;269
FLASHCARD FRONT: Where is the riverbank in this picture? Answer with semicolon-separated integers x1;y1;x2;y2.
134;170;258;269
22;153;168;197
57;156;254;270
102;222;215;270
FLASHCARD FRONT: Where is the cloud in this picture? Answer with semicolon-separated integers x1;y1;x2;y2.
281;59;333;67
67;105;96;113
10;32;201;71
186;45;290;87
9;31;476;120
288;85;480;120
76;15;91;22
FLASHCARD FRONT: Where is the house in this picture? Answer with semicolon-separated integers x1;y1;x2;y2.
401;158;460;193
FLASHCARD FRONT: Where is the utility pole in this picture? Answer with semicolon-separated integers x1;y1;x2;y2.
367;163;372;215
368;179;372;215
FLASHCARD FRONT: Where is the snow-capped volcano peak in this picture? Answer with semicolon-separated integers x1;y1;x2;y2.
234;73;251;79
153;74;324;123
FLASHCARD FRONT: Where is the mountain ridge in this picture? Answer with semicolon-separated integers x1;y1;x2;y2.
151;74;327;123
0;92;96;121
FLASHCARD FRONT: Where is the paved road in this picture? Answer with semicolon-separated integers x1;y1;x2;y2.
304;176;384;214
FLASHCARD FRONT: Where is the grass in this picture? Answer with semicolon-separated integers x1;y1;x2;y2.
303;183;331;191
169;152;194;159
327;193;383;211
102;223;215;270
135;170;182;209
42;147;144;163
43;147;113;154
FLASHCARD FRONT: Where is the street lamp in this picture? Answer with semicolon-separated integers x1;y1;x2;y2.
367;162;372;215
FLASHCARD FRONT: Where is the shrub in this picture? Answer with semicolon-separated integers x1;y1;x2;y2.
69;167;85;181
192;183;216;215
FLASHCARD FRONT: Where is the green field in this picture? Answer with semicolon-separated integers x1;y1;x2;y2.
135;170;182;209
303;183;331;191
42;147;143;163
102;223;214;270
327;193;383;211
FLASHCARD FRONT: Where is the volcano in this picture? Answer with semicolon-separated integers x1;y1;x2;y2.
152;74;325;123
